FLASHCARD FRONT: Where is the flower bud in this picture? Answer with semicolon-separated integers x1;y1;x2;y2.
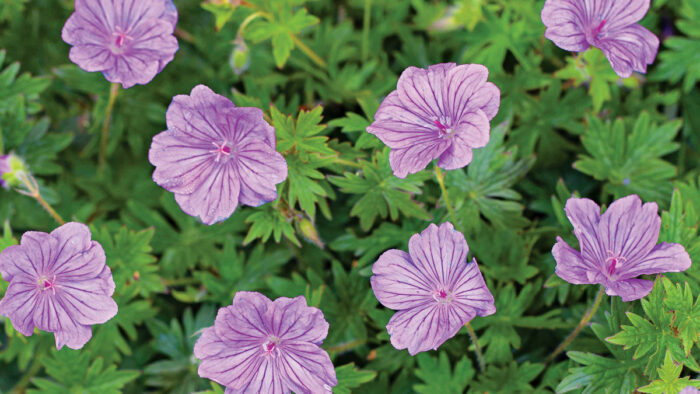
0;154;27;189
230;38;251;76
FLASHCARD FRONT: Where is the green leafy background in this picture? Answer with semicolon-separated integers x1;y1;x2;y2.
1;0;700;392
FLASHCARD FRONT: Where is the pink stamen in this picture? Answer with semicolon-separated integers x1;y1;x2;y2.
262;337;280;356
605;250;627;276
39;276;56;294
433;289;451;303
434;119;448;131
593;19;607;36
210;141;232;162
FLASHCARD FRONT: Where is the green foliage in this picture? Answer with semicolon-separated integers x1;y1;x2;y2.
654;0;700;92
413;352;474;394
29;350;138;394
329;149;431;231
638;351;700;394
607;278;700;378
334;363;378;394
574;112;682;205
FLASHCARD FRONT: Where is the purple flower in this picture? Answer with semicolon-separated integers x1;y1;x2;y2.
0;223;117;349
553;195;691;302
193;292;337;393
149;85;288;225
681;387;700;394
370;222;496;355
367;63;500;178
61;0;179;89
0;155;10;189
541;0;659;78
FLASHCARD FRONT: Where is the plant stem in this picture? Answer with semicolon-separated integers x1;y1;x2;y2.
362;0;372;62
17;172;65;225
334;158;362;168
546;286;606;363
434;165;457;224
99;83;120;173
11;354;43;393
290;34;327;69
465;322;486;371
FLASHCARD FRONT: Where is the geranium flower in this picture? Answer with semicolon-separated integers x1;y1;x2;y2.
61;0;179;88
193;292;337;393
541;0;659;78
149;85;288;225
367;63;500;178
370;222;496;355
553;195;691;302
0;223;117;349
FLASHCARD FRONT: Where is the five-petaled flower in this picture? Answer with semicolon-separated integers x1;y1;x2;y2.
193;292;337;393
553;195;691;302
0;223;118;349
541;0;659;78
367;63;500;178
149;85;288;225
62;0;179;88
370;222;496;355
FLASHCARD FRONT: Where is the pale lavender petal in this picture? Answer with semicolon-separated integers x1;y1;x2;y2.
0;244;38;281
149;132;214;194
541;0;591;52
598;195;659;264
194;327;267;390
18;231;58;276
267;296;328;345
437;109;490;170
680;387;700;394
442;64;488;121
0;154;9;189
371;250;434;310
386;304;462;355
235;141;287;207
57;275;118;325
605;278;653;302
279;342;337;393
407;222;468;287
397;65;454;121
367;92;439;150
564;198;606;270
452;259;496;317
389;140;450;179
214;292;271;343
598;24;659;78
173;165;241;225
0;281;39;336
552;237;598;284
603;0;651;31
617;243;691;279
54;323;93;350
233;358;285;394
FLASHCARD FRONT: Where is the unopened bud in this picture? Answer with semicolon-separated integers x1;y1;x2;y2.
298;218;324;249
0;153;27;189
230;38;251;76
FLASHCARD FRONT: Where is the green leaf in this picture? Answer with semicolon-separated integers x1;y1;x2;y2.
637;350;700;394
329;149;431;231
272;32;294;68
243;204;300;246
471;361;544;392
557;351;644;393
334;363;378;394
574;112;681;205
29;350;138;394
447;122;535;233
413;352;474;394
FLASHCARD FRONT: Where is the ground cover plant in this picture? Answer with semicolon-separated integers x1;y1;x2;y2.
1;0;700;392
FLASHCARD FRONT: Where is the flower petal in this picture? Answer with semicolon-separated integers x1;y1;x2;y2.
617;243;691;279
443;64;490;121
564;197;606;271
54;323;92;350
598;24;659;77
605;278;654;302
278;342;337;393
552;236;598;285
214;292;271;343
149;131;215;194
173;163;241;225
452;259;496;317
367;92;442;149
371;250;434;311
57;273;118;325
267;296;329;345
397;64;455;121
407;222;469;288
603;0;651;31
389;140;450;179
166;85;233;143
0;281;39;336
235;140;287;207
0;244;38;281
598;195;659;264
541;0;591;52
386;304;468;355
194;327;269;391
